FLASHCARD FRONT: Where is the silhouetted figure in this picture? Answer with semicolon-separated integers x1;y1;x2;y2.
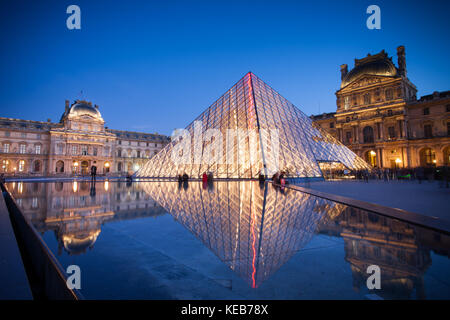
272;172;280;184
126;174;132;187
202;172;208;184
182;173;189;181
90;182;96;197
90;165;97;182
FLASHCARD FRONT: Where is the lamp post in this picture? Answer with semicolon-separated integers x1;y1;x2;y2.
73;161;79;175
370;150;376;167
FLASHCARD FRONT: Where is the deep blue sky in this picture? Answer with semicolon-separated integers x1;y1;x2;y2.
1;0;449;135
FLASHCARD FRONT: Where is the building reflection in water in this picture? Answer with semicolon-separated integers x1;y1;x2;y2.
141;180;449;298
6;180;450;299
7;181;166;255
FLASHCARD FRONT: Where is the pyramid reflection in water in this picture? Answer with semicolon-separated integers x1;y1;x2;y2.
137;73;369;179
141;181;347;288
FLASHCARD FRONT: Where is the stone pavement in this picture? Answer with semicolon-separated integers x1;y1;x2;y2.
297;179;450;222
0;192;32;299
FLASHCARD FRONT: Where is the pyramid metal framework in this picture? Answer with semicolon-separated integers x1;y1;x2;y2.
136;72;370;179
141;181;347;288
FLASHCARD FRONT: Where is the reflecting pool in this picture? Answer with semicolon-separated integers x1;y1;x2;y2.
6;180;450;299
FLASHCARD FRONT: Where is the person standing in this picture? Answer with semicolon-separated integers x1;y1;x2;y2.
91;165;97;182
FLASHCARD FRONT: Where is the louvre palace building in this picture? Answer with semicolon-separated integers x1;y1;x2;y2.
0;100;170;177
312;46;450;169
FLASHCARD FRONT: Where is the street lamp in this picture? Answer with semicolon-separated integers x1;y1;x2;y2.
395;158;402;169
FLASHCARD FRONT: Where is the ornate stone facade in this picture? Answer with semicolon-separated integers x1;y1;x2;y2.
312;46;450;169
0;100;170;176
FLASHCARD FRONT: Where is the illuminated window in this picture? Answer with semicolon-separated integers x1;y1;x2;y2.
3;143;10;153
72;145;77;155
19;144;26;154
35;145;41;154
19;160;25;172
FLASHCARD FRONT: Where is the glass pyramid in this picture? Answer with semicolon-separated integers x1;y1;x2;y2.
136;72;370;179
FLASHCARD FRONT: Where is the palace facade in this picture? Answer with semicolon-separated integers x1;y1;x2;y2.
0;100;170;176
311;46;450;169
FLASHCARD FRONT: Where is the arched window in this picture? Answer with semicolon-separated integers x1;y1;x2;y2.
444;146;450;166
363;126;374;143
420;148;436;167
56;160;64;173
365;150;377;167
18;160;25;172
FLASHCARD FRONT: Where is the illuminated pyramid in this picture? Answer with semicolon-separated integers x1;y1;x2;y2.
136;72;369;179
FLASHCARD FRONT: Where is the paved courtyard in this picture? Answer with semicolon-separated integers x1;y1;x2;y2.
298;179;450;222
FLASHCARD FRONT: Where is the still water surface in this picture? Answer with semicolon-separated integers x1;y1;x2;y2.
6;180;450;299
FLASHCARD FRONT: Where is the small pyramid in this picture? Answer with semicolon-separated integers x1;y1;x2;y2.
136;72;369;179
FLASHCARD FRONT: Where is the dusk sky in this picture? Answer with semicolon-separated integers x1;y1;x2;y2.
1;0;449;136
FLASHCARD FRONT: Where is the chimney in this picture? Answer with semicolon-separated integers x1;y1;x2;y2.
397;45;406;77
65;100;70;113
340;64;348;81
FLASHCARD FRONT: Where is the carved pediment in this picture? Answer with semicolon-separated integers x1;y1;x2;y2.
340;75;395;92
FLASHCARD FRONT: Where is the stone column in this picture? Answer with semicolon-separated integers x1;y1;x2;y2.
378;148;384;168
403;120;408;139
436;146;444;166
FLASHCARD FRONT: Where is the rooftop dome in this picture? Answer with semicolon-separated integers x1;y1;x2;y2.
62;230;101;255
68;101;103;120
341;51;398;88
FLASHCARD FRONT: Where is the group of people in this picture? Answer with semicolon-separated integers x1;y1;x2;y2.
351;166;450;187
271;171;287;187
